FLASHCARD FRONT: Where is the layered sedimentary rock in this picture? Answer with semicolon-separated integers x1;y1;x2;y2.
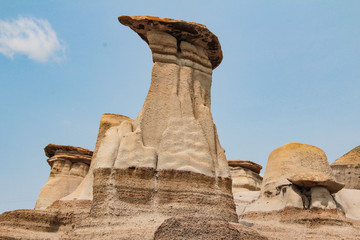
72;15;237;223
331;145;360;189
0;16;241;240
34;144;92;210
244;143;344;213
228;160;263;193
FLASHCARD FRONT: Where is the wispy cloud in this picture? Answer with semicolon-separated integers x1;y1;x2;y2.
0;16;65;63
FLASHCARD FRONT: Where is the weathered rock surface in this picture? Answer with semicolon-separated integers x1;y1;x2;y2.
228;160;262;174
228;160;263;193
154;217;268;240
241;208;360;240
287;172;344;193
331;145;360;189
118;15;222;69
34;144;92;210
243;143;344;215
69;15;237;224
0;15;239;240
334;188;360;220
261;142;343;197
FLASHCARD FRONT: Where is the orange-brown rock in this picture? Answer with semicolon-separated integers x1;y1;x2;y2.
153;217;268;240
331;145;360;189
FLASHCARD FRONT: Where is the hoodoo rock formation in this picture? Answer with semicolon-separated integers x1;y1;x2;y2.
234;143;360;239
74;15;236;223
0;16;249;240
244;142;344;213
228;160;262;193
331;145;360;190
2;15;360;240
34;144;93;210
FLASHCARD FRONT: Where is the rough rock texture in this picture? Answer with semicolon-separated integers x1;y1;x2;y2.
243;143;344;215
62;113;133;201
331;145;360;189
261;142;343;197
228;160;262;174
68;15;237;223
228;160;263;193
153;217;268;240
118;15;222;69
240;208;360;240
34;144;92;210
0;15;240;240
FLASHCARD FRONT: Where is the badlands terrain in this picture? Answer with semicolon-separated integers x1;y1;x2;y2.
1;15;359;240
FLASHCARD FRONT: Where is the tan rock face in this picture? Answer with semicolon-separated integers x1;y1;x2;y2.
63;15;236;224
331;145;360;189
261;142;343;196
244;143;344;214
228;160;263;192
34;144;92;210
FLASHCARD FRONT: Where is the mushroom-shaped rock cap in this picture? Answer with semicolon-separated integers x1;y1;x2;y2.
262;142;343;194
331;145;360;166
118;15;223;69
228;160;262;174
44;144;93;158
44;144;93;166
287;172;344;193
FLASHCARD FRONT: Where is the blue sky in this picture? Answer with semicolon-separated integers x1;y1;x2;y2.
0;1;359;213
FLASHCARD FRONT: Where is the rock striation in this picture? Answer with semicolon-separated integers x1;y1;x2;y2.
0;15;243;240
34;144;92;210
331;145;360;190
69;15;237;223
228;160;263;193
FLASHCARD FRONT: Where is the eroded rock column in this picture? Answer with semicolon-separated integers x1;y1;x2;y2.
88;16;236;221
35;144;92;210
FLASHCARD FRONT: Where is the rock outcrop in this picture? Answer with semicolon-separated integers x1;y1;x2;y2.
34;144;92;210
244;143;344;213
331;145;360;189
228;160;263;193
67;15;237;223
0;15;242;240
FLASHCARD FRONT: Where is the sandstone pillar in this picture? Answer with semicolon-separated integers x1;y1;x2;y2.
34;144;92;210
61;16;237;222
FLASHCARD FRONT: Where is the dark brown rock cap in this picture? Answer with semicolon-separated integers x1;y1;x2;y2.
228;160;262;174
44;144;93;166
118;15;223;69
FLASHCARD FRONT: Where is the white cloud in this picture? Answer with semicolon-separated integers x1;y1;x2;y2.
0;16;65;62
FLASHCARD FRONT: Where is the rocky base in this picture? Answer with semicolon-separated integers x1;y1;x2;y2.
91;167;238;222
154;217;267;240
241;208;360;240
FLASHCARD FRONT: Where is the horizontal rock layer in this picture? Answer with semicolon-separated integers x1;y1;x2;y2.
118;15;222;69
91;167;238;222
228;160;262;174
